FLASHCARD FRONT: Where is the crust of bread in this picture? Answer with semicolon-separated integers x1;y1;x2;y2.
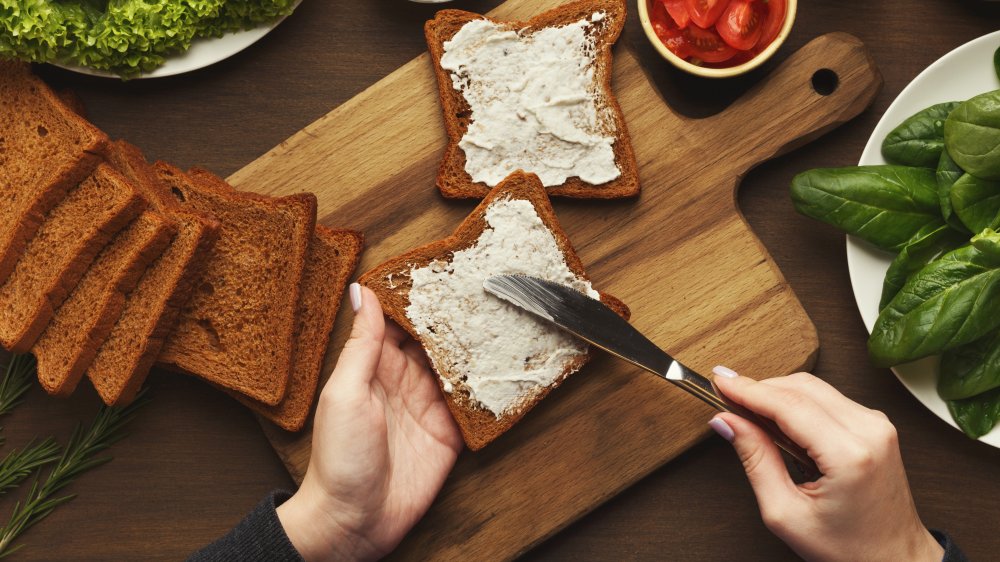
424;0;638;200
360;170;629;450
234;226;364;432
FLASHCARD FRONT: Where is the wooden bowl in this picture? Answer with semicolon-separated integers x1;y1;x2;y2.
637;0;798;78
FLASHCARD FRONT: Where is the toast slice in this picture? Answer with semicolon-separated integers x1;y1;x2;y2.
153;165;316;406
188;175;366;430
86;141;220;407
360;171;629;450
424;0;638;199
34;212;175;397
0;164;146;353
235;226;364;431
0;62;109;282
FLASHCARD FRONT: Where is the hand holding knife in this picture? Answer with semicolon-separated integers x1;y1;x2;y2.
483;274;821;480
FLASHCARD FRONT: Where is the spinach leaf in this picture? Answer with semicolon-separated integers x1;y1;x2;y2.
882;102;959;167
939;329;1000;400
879;224;965;311
790;166;944;252
868;229;1000;367
947;386;1000;439
950;172;1000;233
995;45;1000;81
944;89;1000;181
936;149;968;232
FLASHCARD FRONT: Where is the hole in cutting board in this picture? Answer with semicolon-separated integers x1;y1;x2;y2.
811;69;839;96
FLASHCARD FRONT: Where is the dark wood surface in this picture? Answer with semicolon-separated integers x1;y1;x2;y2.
7;0;999;560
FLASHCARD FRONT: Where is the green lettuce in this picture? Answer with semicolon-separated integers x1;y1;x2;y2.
0;0;295;77
199;0;297;37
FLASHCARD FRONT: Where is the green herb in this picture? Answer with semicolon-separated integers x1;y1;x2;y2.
0;355;36;418
0;440;60;497
790;166;944;252
0;394;147;557
882;102;959;168
944;89;1000;181
947;386;1000;439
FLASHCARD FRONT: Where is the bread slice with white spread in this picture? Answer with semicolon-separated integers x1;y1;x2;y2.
425;0;638;199
360;171;629;450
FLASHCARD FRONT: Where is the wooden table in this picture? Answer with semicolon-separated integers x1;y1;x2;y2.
7;1;999;559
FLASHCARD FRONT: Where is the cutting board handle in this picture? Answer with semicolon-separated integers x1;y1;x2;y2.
699;32;882;183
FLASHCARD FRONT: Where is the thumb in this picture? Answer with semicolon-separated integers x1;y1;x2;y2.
331;283;386;386
710;413;801;520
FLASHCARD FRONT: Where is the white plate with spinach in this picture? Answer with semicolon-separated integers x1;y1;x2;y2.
845;31;1000;446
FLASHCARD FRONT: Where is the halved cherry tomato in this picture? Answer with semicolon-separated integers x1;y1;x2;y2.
660;0;691;28
758;0;787;49
650;2;691;58
684;0;729;29
716;0;764;51
681;24;737;63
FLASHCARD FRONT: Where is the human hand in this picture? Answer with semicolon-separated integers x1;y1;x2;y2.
277;284;464;561
708;368;943;562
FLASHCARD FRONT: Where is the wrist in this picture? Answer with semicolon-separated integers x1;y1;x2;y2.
277;487;367;562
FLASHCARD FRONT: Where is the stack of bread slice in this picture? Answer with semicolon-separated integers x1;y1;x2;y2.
0;63;362;432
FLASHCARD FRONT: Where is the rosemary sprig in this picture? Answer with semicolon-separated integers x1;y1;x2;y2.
0;439;60;496
0;354;35;417
0;393;148;558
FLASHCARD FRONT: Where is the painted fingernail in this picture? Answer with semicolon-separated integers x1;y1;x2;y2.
713;365;739;379
350;283;362;312
708;417;735;442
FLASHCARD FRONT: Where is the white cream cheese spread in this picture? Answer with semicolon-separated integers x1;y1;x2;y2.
405;198;599;417
439;13;621;188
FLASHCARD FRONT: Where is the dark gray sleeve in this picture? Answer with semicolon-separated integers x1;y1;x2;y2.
187;491;304;562
931;530;969;562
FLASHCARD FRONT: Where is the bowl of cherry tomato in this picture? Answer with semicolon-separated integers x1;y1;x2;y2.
639;0;796;78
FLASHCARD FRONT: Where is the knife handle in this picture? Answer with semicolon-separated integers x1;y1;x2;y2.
667;364;821;480
713;388;822;481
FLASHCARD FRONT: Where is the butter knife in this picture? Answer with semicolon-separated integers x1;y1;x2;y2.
483;274;820;480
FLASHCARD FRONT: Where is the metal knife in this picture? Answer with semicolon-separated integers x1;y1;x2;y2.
483;273;820;480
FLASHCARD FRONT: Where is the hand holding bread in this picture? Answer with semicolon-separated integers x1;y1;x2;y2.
277;285;462;561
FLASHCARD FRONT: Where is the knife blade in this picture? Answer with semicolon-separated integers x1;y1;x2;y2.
483;273;820;480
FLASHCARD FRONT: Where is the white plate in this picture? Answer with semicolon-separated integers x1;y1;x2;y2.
847;30;1000;446
52;1;301;79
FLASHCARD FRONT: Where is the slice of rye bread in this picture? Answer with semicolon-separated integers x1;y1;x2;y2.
87;141;220;407
193;174;367;430
154;164;316;406
359;171;630;450
0;61;109;282
0;164;146;353
424;0;638;200
33;212;176;397
233;226;364;431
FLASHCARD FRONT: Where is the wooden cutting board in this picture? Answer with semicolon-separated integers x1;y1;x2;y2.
229;0;881;556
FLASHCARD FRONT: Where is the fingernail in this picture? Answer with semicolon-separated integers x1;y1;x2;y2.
350;283;362;312
708;417;735;442
713;365;739;379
